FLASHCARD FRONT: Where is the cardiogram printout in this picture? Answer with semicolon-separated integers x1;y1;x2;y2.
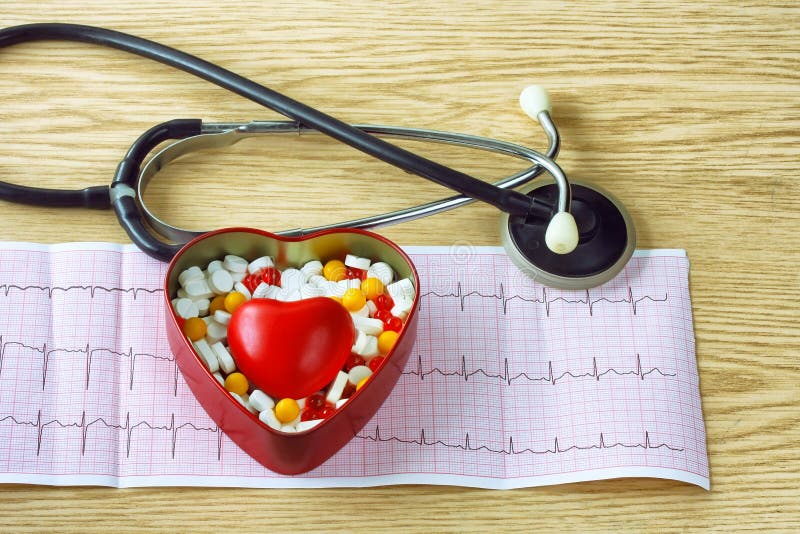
0;243;708;489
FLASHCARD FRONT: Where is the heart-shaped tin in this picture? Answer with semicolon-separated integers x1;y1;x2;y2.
164;227;420;474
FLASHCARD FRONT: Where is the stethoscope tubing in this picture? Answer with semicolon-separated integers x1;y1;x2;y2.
0;23;552;218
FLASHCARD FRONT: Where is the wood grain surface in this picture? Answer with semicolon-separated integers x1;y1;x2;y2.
0;1;797;532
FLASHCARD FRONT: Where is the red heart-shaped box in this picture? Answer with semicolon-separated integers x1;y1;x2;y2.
164;227;420;474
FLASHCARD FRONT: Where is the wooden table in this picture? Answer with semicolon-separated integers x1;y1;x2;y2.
0;2;797;531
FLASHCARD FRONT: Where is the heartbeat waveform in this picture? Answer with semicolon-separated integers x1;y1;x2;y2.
403;354;675;385
0;411;221;459
356;426;684;455
0;284;162;299
421;283;668;316
0;335;180;395
0;410;683;462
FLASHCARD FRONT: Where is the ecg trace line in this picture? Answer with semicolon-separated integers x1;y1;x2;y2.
356;426;684;455
0;284;163;299
0;411;682;462
0;411;222;459
403;354;676;385
0;335;180;396
421;283;668;316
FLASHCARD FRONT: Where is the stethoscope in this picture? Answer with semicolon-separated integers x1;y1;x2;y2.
0;23;635;290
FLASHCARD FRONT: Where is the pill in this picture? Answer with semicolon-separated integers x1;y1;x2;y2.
212;372;225;386
321;281;346;298
373;293;394;311
325;371;349;405
386;278;415;304
213;310;232;325
350;304;370;318
230;270;247;283
384;315;403;333
308;274;327;287
173;298;199;319
391;296;413;319
274;398;301;424
345;254;371;270
260;267;281;286
224;372;249;395
335;399;347;409
356;376;370;391
206;319;227;341
277;288;301;301
280;425;298;433
378;331;400;354
353;315;384;336
322;259;346;281
207;260;224;274
184;278;214;299
300;284;325;299
342;288;366;312
238;393;258;414
367;262;394;286
178;266;204;287
224;291;247;313
229;282;249;301
338;279;362;291
248;256;274;274
301;260;323;280
295;419;323;432
223;254;248;273
183;317;207;341
211;341;236;373
348;365;372;386
177;288;189;299
253;283;281;299
258;408;282;430
361;277;384;300
208;269;234;295
280;268;305;292
192;339;219;373
249;389;275;412
193;298;210;316
209;295;227;314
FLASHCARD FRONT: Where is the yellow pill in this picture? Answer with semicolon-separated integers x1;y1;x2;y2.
274;398;300;424
356;376;370;391
224;291;247;313
342;288;366;312
224;372;249;395
377;330;400;354
361;277;384;300
323;259;347;282
209;295;227;314
182;317;207;342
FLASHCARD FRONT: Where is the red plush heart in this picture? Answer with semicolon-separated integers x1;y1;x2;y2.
227;297;355;400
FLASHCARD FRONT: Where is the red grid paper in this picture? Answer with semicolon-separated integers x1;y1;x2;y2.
0;243;708;489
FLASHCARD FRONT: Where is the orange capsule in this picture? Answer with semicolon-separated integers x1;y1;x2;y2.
361;277;384;300
182;317;207;342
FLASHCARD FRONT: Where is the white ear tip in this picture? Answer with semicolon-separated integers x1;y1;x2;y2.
545;212;579;254
519;85;552;121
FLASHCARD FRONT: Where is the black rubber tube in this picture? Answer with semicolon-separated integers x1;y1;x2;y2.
0;23;536;217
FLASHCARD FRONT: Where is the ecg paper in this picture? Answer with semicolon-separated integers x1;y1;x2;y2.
0;243;708;490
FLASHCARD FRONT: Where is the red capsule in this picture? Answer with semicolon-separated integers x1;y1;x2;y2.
300;407;318;422
373;309;391;323
307;393;326;410
344;353;366;372
345;267;367;280
242;273;260;293
385;316;403;332
374;293;394;310
261;267;281;286
368;356;385;372
317;406;336;419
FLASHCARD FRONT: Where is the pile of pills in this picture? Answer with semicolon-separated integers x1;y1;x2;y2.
171;252;416;433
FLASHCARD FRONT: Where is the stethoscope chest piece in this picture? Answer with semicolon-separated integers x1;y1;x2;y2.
501;181;636;290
